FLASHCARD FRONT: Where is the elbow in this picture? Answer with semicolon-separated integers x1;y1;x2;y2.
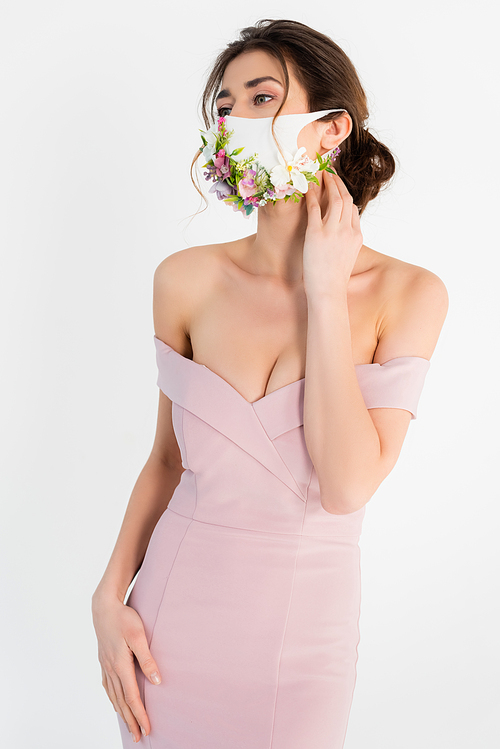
320;492;370;515
319;476;383;515
316;451;396;514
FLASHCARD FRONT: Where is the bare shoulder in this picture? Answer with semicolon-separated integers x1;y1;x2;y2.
369;247;449;363
375;249;449;304
152;243;226;357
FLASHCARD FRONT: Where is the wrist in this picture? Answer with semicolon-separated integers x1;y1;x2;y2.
307;284;349;309
92;580;128;609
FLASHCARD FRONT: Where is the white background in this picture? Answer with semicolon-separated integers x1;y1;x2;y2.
1;1;499;747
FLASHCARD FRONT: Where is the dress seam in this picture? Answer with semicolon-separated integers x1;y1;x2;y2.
144;469;197;749
165;506;361;538
181;407;304;501
268;491;308;748
252;407;306;500
339;541;363;749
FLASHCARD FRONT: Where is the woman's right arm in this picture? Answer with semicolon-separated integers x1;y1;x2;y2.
92;251;198;742
92;444;183;606
91;400;184;742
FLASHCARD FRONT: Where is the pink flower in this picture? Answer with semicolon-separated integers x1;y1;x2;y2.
272;183;297;200
213;149;230;178
238;168;258;199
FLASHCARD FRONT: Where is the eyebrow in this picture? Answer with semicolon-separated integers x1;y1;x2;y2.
215;76;283;102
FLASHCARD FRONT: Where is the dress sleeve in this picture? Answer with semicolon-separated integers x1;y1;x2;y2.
153;336;176;400
355;356;431;420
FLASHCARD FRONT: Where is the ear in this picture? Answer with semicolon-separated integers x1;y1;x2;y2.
319;112;352;153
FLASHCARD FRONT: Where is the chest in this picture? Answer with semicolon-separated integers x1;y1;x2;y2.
188;269;384;404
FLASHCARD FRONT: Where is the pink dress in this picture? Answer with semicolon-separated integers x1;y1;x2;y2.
118;335;430;749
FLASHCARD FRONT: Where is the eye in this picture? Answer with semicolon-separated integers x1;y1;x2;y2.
216;93;275;118
253;93;274;107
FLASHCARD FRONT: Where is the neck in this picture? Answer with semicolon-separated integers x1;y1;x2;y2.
247;197;309;285
240;183;366;286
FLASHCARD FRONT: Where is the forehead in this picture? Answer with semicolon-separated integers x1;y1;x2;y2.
220;49;302;96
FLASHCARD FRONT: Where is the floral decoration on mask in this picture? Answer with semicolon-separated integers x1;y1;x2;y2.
199;116;340;218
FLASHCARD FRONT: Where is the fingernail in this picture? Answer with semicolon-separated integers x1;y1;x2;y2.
150;671;161;684
141;726;146;736
132;735;137;743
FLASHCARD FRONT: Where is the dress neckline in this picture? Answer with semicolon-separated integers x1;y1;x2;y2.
153;335;305;406
153;335;430;408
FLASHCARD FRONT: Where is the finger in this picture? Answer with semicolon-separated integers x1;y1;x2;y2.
120;664;152;738
127;630;162;686
103;669;129;728
304;182;323;226
331;171;351;199
331;172;353;224
351;202;361;228
109;669;143;742
101;668;118;713
322;169;343;224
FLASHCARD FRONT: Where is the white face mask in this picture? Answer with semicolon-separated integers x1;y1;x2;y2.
199;107;347;217
224;108;347;171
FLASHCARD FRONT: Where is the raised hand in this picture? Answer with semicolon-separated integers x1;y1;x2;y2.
303;170;363;297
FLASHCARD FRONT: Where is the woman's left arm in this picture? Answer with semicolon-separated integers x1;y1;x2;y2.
302;171;449;515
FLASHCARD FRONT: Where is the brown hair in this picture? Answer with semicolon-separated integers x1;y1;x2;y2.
190;18;397;217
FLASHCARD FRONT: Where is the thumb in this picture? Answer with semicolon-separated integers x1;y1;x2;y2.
129;631;162;685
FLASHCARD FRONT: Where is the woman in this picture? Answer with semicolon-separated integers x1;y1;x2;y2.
92;18;448;748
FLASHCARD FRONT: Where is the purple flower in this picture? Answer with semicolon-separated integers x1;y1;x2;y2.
209;179;237;201
203;164;217;181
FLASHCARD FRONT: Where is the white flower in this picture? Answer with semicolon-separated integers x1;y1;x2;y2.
200;127;218;163
269;146;319;193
